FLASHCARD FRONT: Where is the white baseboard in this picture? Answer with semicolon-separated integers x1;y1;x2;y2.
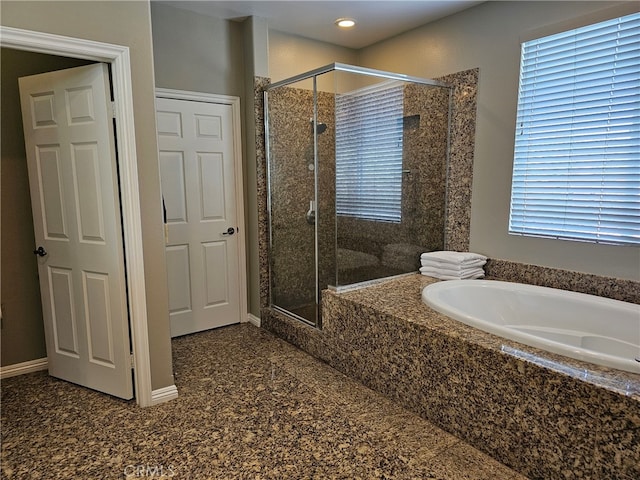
151;384;179;405
1;357;178;406
0;358;48;379
247;313;261;327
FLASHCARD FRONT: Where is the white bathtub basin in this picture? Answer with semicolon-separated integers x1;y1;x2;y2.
421;280;640;374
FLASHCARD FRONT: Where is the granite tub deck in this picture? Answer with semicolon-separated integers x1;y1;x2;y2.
262;274;640;480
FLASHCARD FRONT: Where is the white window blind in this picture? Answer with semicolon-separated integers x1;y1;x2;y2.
509;12;640;245
335;82;404;222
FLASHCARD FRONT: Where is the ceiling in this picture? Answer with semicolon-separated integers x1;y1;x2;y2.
158;1;484;49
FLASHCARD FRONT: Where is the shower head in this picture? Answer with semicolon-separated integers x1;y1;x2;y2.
310;119;327;135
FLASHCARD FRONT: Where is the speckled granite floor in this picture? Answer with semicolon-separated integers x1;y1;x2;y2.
1;323;526;479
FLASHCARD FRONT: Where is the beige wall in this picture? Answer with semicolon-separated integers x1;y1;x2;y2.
151;3;245;98
357;1;640;281
242;17;269;316
269;29;358;89
0;1;174;389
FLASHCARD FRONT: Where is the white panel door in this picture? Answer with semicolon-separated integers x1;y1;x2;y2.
19;64;132;400
156;98;241;337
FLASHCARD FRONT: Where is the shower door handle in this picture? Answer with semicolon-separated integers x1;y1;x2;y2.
222;227;235;236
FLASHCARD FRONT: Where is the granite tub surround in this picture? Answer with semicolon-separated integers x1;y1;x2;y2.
485;257;640;304
1;324;526;480
261;274;640;479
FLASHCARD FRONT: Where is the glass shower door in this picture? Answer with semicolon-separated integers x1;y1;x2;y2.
265;79;318;326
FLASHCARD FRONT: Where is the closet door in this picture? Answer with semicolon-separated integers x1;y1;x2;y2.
157;97;241;337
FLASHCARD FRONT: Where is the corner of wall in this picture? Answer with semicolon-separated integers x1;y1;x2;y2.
242;18;270;317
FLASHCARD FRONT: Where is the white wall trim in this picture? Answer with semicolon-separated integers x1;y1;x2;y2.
0;358;48;379
155;88;249;328
151;384;179;405
1;26;154;407
247;313;261;327
156;88;238;106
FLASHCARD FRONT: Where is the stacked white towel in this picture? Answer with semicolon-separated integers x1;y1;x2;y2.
419;251;487;280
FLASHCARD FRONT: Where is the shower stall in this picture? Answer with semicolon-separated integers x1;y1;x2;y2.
265;63;452;327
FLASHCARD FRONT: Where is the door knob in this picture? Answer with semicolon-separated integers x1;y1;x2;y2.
33;246;47;257
222;227;235;236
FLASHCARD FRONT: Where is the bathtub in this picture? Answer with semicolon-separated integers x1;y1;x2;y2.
421;280;640;374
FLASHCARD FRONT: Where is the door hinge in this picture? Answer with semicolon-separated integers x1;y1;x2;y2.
111;101;117;119
130;353;135;369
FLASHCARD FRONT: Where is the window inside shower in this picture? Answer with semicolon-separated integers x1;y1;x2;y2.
265;63;452;327
335;81;405;223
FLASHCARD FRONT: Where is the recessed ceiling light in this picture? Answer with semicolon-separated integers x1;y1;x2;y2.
335;18;356;28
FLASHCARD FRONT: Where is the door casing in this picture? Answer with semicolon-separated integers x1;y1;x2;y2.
1;26;162;407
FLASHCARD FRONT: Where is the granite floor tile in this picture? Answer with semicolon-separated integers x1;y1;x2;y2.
2;323;526;479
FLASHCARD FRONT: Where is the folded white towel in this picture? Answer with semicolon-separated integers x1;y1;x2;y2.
420;266;485;280
420;258;486;270
420;251;487;266
424;272;485;280
419;265;484;276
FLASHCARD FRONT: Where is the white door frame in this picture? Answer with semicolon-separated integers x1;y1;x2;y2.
1;26;154;407
155;88;248;325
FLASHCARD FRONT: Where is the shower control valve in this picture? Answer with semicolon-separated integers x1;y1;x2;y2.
305;200;316;225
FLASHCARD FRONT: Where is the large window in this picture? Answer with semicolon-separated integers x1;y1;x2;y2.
509;12;640;245
335;82;404;222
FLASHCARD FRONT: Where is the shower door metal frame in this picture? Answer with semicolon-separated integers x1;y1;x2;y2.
312;74;321;328
266;63;449;90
